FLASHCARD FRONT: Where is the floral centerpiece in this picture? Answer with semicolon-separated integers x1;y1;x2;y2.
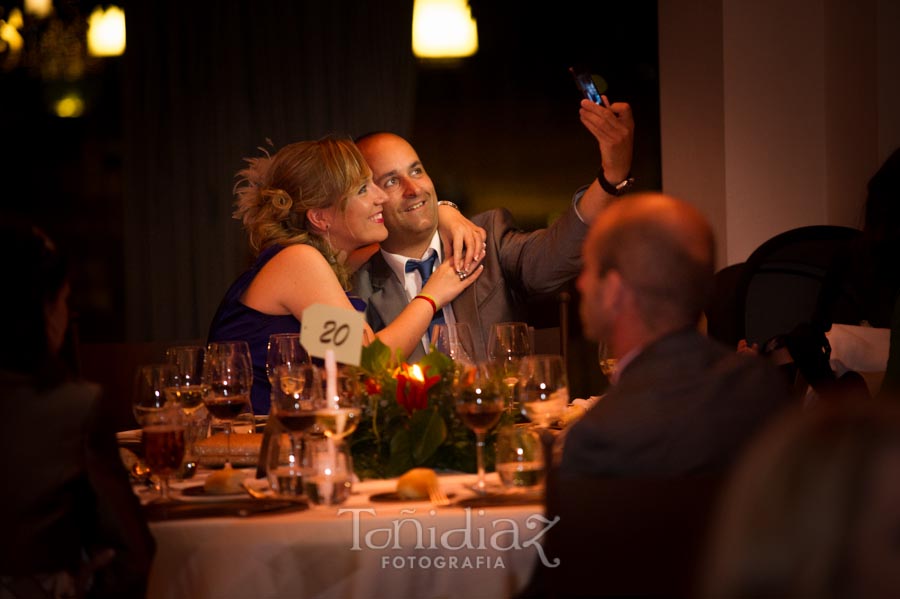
346;339;506;479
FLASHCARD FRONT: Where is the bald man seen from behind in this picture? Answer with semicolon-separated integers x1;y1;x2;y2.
559;193;791;477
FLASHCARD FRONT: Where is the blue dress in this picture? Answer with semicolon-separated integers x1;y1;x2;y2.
207;245;366;414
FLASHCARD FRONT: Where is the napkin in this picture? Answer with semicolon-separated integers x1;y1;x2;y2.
826;324;890;374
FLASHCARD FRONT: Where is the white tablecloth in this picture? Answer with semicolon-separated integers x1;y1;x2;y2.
146;474;547;599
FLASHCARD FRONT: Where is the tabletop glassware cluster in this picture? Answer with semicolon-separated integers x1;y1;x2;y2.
129;322;576;506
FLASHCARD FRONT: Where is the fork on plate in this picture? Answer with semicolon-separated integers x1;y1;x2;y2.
427;480;450;507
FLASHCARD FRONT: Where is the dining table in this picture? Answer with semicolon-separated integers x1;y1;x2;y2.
142;472;550;599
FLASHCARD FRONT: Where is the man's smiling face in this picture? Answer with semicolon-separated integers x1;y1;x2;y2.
356;133;439;254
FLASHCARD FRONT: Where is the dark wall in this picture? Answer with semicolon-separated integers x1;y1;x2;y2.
0;0;659;365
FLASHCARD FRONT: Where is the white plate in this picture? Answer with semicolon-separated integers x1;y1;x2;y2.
175;483;249;502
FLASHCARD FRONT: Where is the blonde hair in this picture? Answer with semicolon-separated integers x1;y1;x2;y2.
233;136;371;288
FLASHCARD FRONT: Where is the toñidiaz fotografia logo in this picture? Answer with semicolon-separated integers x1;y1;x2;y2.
338;507;561;569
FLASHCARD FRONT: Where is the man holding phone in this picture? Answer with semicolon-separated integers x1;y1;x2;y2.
351;95;635;362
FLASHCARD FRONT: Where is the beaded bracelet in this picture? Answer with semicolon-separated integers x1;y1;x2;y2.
414;293;439;316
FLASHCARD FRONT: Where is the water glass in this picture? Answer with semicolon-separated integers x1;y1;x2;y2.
302;437;353;506
495;425;545;492
265;432;304;498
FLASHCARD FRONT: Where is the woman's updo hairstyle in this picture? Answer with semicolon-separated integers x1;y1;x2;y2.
233;136;370;286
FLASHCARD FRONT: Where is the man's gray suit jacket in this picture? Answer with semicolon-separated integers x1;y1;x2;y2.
350;204;588;362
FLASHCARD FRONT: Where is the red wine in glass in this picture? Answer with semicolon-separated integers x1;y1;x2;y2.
205;395;251;420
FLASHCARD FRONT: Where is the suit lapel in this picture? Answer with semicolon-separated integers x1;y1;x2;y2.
366;253;407;332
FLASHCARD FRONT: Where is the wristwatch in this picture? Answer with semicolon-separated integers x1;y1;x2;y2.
596;168;635;196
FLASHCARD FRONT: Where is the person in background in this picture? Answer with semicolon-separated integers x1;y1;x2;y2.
559;193;790;477
207;137;484;413
352;95;635;362
816;147;900;331
702;400;900;598
0;220;155;598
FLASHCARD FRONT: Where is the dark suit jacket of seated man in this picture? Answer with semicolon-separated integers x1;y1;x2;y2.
559;192;792;478
559;327;790;477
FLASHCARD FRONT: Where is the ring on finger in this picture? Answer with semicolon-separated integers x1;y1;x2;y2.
458;271;468;281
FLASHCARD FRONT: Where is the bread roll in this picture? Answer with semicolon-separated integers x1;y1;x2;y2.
203;464;246;495
194;432;262;467
396;468;438;500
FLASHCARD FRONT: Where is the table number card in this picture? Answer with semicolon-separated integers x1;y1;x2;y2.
300;303;365;366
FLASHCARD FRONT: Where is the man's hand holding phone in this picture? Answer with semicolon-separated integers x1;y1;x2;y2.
568;66;635;201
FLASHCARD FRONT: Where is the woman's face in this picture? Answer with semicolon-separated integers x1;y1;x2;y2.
327;177;388;253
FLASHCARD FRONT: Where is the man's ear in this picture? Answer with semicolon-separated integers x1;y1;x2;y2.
306;207;332;234
604;270;629;313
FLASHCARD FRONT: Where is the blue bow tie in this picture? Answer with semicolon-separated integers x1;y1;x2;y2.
405;253;438;284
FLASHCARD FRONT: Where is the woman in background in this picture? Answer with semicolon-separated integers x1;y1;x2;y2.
208;137;484;413
703;400;900;598
0;220;154;599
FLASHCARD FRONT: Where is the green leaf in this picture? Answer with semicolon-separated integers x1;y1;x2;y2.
387;429;414;476
409;407;447;464
360;338;393;373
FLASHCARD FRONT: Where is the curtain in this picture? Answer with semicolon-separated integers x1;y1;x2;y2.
121;0;416;341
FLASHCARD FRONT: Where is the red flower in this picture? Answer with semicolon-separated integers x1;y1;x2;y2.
395;363;441;415
364;377;381;395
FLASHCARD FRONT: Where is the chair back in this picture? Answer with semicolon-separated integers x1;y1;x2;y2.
735;225;861;346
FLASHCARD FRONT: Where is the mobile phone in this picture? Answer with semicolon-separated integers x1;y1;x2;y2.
569;66;607;106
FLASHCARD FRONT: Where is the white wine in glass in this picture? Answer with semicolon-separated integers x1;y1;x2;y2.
517;354;569;428
487;322;532;412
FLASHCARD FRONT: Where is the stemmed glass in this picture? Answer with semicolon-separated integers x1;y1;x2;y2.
517;354;570;429
132;363;176;425
270;363;323;488
202;341;253;468
487;322;532;412
133;364;185;502
432;322;478;366
454;364;506;495
598;341;618;379
165;345;207;475
266;333;309;382
318;367;363;440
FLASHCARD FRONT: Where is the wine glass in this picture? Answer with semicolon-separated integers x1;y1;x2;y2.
517;354;570;429
318;366;363;440
431;322;478;366
487;322;532;411
165;345;207;475
270;363;323;486
598;341;618;379
202;341;253;468
132;363;177;426
140;405;186;503
266;333;309;383
454;363;506;495
133;364;184;502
